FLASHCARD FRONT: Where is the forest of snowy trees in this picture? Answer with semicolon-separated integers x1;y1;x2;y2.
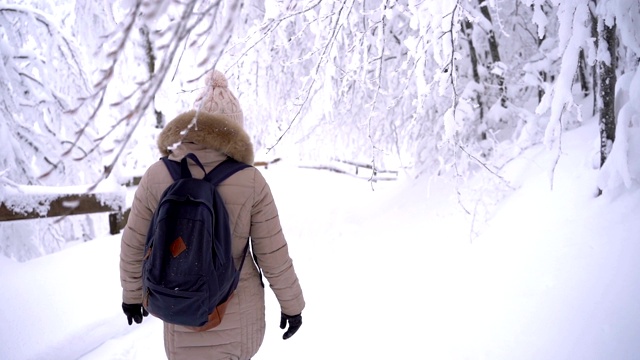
1;0;639;260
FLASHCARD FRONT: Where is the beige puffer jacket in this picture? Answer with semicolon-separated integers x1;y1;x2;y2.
120;110;305;360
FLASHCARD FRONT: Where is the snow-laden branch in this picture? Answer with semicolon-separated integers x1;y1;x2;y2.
537;2;590;148
0;3;98;185
266;0;351;151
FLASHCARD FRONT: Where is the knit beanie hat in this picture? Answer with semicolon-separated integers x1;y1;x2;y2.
193;70;244;128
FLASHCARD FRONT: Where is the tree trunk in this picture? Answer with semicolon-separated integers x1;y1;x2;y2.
478;0;507;107
590;1;599;116
536;27;547;103
598;19;617;169
463;20;481;84
578;49;590;97
140;25;165;129
462;20;485;122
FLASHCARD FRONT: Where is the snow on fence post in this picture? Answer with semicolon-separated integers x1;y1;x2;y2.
108;208;131;235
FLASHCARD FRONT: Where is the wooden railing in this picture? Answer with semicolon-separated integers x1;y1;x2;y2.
0;190;128;235
0;158;396;236
299;159;399;181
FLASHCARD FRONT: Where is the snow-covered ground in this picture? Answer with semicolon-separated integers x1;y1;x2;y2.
2;116;639;359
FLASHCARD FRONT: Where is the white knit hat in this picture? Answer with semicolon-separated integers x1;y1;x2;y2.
193;70;244;128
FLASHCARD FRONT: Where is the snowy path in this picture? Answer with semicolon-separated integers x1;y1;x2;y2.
3;120;640;359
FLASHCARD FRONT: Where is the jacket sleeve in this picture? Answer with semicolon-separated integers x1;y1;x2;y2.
250;171;305;316
120;172;154;304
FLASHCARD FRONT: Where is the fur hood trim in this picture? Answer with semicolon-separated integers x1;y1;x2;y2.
157;110;254;165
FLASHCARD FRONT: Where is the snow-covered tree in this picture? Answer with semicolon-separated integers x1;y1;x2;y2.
0;1;104;186
595;0;640;192
525;0;639;192
2;0;639;259
4;0;637;187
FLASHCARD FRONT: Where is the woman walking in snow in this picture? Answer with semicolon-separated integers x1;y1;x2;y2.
119;70;305;360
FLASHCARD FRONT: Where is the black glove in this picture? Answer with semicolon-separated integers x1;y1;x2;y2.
122;303;149;325
279;312;302;340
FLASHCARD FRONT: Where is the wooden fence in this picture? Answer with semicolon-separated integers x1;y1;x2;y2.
0;158;396;235
299;159;399;182
0;191;129;235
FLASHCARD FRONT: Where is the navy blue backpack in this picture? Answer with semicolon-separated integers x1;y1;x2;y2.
142;153;250;328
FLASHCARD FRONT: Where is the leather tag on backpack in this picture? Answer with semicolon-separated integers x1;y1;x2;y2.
170;236;187;258
186;293;235;332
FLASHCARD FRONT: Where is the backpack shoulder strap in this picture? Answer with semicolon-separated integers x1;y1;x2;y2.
161;153;208;181
160;157;181;181
204;158;251;186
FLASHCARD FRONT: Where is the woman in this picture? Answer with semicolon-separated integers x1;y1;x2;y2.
119;70;305;360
